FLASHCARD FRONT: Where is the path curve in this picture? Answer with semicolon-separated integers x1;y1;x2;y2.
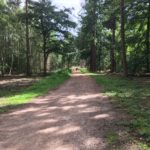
0;74;139;150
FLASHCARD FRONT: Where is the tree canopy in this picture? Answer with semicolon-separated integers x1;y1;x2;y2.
0;0;76;76
0;0;149;76
77;0;150;76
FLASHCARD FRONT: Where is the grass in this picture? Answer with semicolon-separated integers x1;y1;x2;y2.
0;69;71;113
80;67;89;73
88;73;150;149
106;131;119;145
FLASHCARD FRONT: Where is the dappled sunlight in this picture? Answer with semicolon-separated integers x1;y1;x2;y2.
67;95;77;99
47;106;59;110
92;114;110;119
42;119;58;124
62;106;74;111
84;137;105;148
0;74;132;150
54;144;75;150
10;107;40;115
79;107;99;113
58;100;79;105
38;127;59;134
34;99;49;103
36;112;52;117
57;124;81;135
71;93;102;100
76;104;88;108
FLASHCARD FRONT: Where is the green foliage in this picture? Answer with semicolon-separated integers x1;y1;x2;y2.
91;73;150;146
0;0;76;76
0;69;70;113
106;132;119;145
77;0;150;74
77;0;103;69
80;67;89;73
29;0;76;54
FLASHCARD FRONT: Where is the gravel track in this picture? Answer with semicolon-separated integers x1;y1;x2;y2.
0;74;139;150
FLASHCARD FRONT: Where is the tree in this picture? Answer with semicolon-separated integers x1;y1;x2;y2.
25;0;31;76
146;1;150;72
103;16;116;73
0;0;149;77
29;0;76;75
120;0;128;76
89;0;97;72
78;0;100;72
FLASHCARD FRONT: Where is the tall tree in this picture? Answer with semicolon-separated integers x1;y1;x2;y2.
78;0;99;72
25;0;31;76
29;0;76;75
111;17;116;72
103;16;116;72
90;0;97;72
120;0;128;76
146;1;150;72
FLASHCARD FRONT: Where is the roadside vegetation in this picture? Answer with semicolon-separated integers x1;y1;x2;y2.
0;0;149;148
89;73;150;149
80;67;89;74
0;69;71;113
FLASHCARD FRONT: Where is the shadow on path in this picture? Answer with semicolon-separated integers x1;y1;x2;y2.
0;74;138;150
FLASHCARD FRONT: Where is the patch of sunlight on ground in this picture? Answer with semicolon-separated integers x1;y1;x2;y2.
38;127;59;134
93;114;110;119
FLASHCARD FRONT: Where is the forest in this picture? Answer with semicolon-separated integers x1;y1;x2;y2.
0;0;150;150
77;0;150;76
0;0;149;76
0;0;76;76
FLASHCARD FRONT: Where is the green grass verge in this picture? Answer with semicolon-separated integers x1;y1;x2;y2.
80;67;89;73
106;131;119;145
89;73;150;149
0;69;71;113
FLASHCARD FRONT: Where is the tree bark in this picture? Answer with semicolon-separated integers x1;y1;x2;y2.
146;2;150;73
90;0;97;72
90;39;97;72
120;0;128;76
0;48;4;77
26;0;31;76
67;56;70;69
9;53;14;75
110;27;116;73
43;34;47;76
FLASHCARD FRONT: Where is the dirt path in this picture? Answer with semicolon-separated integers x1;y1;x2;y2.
0;74;139;150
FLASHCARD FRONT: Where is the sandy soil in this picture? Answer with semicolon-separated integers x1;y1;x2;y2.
0;74;140;150
0;77;40;89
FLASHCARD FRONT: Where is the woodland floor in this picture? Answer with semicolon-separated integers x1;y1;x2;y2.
0;76;41;99
0;73;143;150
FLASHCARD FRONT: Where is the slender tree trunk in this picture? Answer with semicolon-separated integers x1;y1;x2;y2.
110;27;116;73
120;0;128;76
1;35;6;76
90;39;97;72
1;48;4;77
43;53;48;76
9;53;14;75
8;34;13;75
0;39;3;76
90;0;97;72
67;55;70;69
146;2;150;72
98;46;102;71
43;34;47;76
0;47;4;77
1;57;4;77
67;60;69;69
26;0;31;76
61;56;64;69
